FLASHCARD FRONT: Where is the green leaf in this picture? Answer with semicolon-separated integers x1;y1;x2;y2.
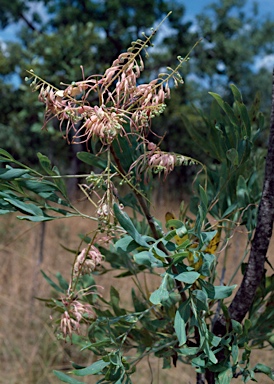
37;153;68;196
236;101;251;137
114;235;137;253
53;371;85;384
253;363;274;379
231;319;242;334
209;92;239;127
51;165;68;196
174;309;186;346
134;250;163;267
72;360;110;376
231;343;239;365
81;339;113;350
202;281;237;300
111;130;140;172
237;175;249;204
192;290;208;311
222;202;238;218
175;271;200;284
37;152;55;174
110;286;127;316
113;203;152;248
216;368;233;384
226;148;239;166
150;274;170;305
200;231;217;248
198;253;215;277
4;197;44;216
0;208;15;214
165;219;186;231
199;184;208;211
213;285;237;300
77;151;108;170
243;318;252;335
230;84;243;103
179;347;200;356
17;215;54;222
56;272;69;291
0;167;29;180
19;178;57;193
151;241;169;258
40;270;65;293
191;356;206;368
0;148;16;161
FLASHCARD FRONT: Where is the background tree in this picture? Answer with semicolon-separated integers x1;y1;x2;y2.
1;0;274;186
0;27;273;382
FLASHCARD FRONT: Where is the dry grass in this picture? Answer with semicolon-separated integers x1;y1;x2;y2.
0;199;273;384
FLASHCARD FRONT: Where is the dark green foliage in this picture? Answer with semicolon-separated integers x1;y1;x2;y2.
0;3;273;383
1;0;273;181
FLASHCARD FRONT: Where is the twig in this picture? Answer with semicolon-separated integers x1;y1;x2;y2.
110;144;187;302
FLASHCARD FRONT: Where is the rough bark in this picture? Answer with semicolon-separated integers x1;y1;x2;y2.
230;69;274;320
206;70;274;383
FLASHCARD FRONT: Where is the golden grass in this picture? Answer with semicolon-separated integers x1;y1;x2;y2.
0;200;273;384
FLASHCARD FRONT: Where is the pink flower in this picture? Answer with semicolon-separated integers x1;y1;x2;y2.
74;245;103;276
60;299;96;338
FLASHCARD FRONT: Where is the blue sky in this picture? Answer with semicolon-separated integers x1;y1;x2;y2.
0;0;273;42
183;0;274;18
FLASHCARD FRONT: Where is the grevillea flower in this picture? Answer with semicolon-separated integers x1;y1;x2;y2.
33;38;175;145
73;105;127;144
60;299;96;338
130;141;188;180
74;245;103;276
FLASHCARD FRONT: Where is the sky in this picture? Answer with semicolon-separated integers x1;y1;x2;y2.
0;0;274;42
183;0;274;19
0;0;273;74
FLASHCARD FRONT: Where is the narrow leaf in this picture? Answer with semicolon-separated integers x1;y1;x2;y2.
209;92;239;126
72;360;109;376
17;215;54;222
0;148;16;161
0;168;29;180
230;84;243;103
113;203;151;247
174;309;186;346
37;152;55;174
199;184;208;210
53;371;84;384
77;152;108;170
4;198;44;216
253;363;274;378
40;270;65;293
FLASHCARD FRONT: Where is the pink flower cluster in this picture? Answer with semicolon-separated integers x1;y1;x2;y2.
74;245;103;276
60;299;96;338
36;48;171;145
131;141;186;180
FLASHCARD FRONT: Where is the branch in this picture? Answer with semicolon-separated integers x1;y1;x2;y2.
229;69;274;322
19;12;40;33
206;69;274;384
109;145;187;302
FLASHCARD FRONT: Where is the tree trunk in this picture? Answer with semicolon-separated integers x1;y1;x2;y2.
206;69;274;383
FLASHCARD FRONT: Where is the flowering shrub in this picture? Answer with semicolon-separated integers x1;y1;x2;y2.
0;16;273;384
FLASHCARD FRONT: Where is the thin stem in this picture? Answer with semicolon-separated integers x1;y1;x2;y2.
102;12;172;95
109;144;187;302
